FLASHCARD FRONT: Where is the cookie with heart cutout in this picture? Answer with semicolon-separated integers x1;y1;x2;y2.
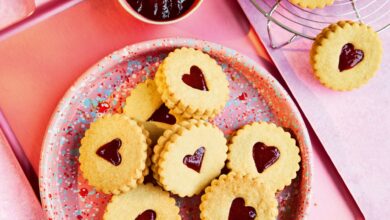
311;21;382;91
288;0;334;9
123;79;181;144
155;47;229;120
227;122;300;192
153;119;228;197
79;114;151;195
200;172;278;220
103;184;180;220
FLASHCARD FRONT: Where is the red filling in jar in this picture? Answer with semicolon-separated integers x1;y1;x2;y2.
127;0;196;21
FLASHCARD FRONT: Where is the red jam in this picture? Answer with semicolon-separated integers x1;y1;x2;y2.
228;198;257;220
182;65;209;91
252;142;280;173
183;146;205;173
338;43;364;72
96;138;122;166
127;0;195;21
135;210;156;220
147;104;176;125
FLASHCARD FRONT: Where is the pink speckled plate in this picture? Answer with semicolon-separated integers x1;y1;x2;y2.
39;38;312;220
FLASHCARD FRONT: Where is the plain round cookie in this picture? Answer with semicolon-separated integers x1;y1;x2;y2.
200;172;278;220
155;119;228;197
104;184;180;220
289;0;334;9
79;114;150;194
227;122;300;192
311;21;382;91
123;79;180;144
155;47;229;119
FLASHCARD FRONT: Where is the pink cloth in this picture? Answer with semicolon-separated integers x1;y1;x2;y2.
0;129;44;219
238;0;390;219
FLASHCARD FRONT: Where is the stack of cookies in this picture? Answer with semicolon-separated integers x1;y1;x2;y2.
79;48;301;220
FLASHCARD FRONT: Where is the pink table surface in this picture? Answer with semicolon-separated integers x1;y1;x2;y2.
0;0;362;219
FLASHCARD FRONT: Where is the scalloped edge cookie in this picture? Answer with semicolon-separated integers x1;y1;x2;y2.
200;172;278;220
79;114;151;194
155;47;230;119
154;119;227;197
311;21;382;91
103;184;181;220
289;0;335;9
227;122;300;192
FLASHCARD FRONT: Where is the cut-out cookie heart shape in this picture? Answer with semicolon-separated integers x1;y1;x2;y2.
183;146;206;173
228;198;257;220
147;104;176;125
252;142;280;173
96;138;122;166
338;43;364;72
182;66;209;91
135;209;156;220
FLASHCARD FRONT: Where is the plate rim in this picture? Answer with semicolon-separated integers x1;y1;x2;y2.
39;37;313;219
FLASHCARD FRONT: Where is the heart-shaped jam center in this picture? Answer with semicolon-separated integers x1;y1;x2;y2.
338;43;364;72
183;147;205;173
228;198;257;220
252;142;280;173
182;66;209;91
147;104;176;125
135;209;156;220
96;138;122;166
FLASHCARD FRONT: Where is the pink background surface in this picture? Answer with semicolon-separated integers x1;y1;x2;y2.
239;1;389;219
0;0;362;219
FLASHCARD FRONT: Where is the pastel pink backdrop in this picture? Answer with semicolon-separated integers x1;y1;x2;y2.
0;0;362;219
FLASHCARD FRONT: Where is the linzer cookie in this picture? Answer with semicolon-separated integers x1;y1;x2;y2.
104;184;180;220
153;119;227;197
288;0;334;9
227;122;300;192
155;47;229;119
123;79;180;143
200;172;278;220
79;114;151;194
311;21;382;91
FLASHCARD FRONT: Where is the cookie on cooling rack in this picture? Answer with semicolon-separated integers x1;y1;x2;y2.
289;0;335;9
227;122;300;192
79;114;151;194
153;119;228;197
155;47;229;119
104;184;180;220
311;21;382;91
200;172;278;220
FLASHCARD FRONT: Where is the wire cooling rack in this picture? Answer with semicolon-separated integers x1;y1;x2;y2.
250;0;390;48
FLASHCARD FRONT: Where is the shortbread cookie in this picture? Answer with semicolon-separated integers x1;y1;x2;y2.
311;21;382;91
154;119;228;197
200;172;278;220
79;114;150;194
289;0;334;9
155;47;229;119
227;122;300;192
104;184;180;220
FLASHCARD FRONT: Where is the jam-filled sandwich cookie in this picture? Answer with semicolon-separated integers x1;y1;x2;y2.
104;184;180;220
153;119;227;197
155;47;229;119
311;21;382;91
288;0;334;9
200;172;278;220
79;114;151;194
123;79;180;143
227;122;300;192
